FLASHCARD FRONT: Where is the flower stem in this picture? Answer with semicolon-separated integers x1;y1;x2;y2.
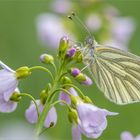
20;93;40;118
62;83;85;98
34;58;67;136
29;66;54;80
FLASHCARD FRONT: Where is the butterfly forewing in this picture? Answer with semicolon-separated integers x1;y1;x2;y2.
90;46;140;105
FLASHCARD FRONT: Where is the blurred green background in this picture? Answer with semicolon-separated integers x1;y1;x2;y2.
0;0;140;140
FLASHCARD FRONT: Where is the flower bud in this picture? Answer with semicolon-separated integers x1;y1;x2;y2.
70;68;81;77
58;36;69;59
60;76;72;84
40;54;54;64
74;50;83;63
75;73;86;82
40;90;48;105
16;66;31;79
83;96;93;104
81;76;93;86
66;47;76;58
68;108;78;124
10;91;20;102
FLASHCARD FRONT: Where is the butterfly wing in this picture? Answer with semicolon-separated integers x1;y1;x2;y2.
90;46;140;105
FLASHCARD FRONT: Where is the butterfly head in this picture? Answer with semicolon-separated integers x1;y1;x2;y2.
84;36;97;49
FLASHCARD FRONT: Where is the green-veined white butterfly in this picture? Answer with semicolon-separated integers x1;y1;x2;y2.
82;36;140;105
68;12;140;105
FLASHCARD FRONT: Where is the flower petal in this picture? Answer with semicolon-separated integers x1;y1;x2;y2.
44;107;57;128
25;100;42;124
72;125;81;140
0;94;17;113
0;61;15;73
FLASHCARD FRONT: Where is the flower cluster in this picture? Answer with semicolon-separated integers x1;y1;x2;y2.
0;36;118;140
36;1;135;51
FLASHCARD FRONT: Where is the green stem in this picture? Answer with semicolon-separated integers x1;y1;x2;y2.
30;66;54;80
35;58;67;136
62;83;85;98
20;93;40;118
51;100;71;110
35;100;51;136
52;62;57;73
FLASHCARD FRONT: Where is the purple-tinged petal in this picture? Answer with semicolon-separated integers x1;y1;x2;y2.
81;76;93;86
25;100;43;124
72;125;81;140
136;135;140;140
0;64;18;101
121;131;134;140
0;94;17;113
0;61;15;73
59;92;71;105
59;88;78;105
3;80;18;101
76;103;118;139
44;107;57;128
69;88;78;96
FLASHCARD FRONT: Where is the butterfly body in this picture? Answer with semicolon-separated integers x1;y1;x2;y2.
82;36;140;105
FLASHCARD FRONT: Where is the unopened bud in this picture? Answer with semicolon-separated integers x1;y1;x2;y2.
40;54;54;64
40;90;48;105
68;108;78;124
58;36;69;59
16;66;31;79
70;68;81;77
66;47;76;58
83;96;93;104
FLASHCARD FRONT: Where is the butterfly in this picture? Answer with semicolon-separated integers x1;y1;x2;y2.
82;36;140;105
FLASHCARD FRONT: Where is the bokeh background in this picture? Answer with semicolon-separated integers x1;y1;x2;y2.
0;0;140;140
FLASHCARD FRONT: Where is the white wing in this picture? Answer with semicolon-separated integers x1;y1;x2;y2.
90;46;140;105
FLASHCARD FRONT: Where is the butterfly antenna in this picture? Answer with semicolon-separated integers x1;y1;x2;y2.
68;12;92;37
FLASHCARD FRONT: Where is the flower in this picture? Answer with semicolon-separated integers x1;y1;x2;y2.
72;125;81;140
36;13;74;48
59;88;78;105
86;13;102;32
75;102;118;139
0;61;18;101
25;100;57;128
51;0;72;14
104;17;135;51
121;131;140;140
0;93;18;113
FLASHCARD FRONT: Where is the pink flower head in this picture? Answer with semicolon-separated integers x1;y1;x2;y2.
59;88;78;105
74;102;118;139
0;61;18;102
25;100;57;128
